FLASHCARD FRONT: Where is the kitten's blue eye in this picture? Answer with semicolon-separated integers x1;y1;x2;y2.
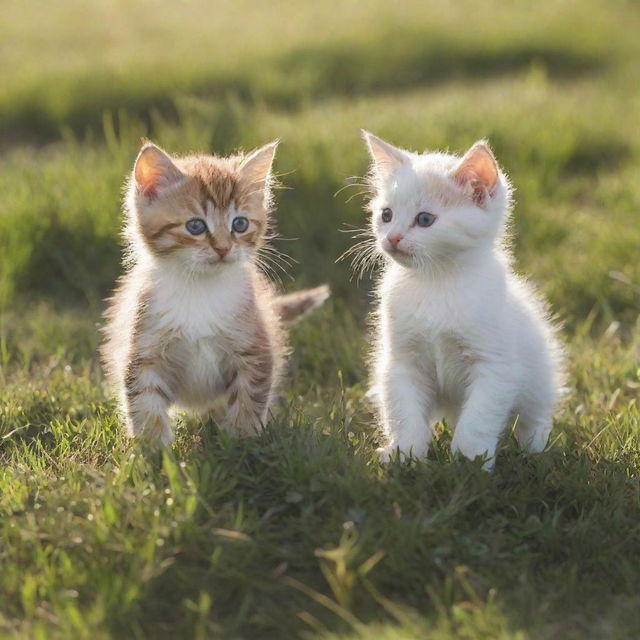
185;218;207;235
232;216;249;233
416;212;436;228
381;208;393;223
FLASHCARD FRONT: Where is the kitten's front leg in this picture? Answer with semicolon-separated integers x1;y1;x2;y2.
123;356;174;446
223;342;274;436
376;357;434;462
451;362;515;469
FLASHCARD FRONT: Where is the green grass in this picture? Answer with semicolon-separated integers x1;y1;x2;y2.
1;1;639;638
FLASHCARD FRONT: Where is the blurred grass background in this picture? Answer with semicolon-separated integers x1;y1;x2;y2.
0;1;639;638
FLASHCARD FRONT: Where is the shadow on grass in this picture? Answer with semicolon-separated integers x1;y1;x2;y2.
0;32;608;148
108;419;640;639
14;220;121;308
562;136;632;176
2;371;637;638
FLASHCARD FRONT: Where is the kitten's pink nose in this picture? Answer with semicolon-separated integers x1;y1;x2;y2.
213;245;230;258
388;234;403;249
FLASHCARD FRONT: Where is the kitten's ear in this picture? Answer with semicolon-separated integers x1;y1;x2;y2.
361;130;409;177
452;141;499;206
239;140;279;192
134;142;184;199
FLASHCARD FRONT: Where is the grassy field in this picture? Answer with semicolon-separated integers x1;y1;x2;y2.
1;0;639;637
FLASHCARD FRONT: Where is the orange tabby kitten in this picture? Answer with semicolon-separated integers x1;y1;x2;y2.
102;140;328;445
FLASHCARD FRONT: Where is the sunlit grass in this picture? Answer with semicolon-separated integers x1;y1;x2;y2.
1;0;639;637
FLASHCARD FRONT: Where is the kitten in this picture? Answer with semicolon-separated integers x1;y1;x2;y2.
359;131;564;467
102;140;329;445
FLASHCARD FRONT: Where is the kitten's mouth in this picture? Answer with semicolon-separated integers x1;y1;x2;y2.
385;245;412;258
205;255;226;265
384;246;416;265
205;254;239;266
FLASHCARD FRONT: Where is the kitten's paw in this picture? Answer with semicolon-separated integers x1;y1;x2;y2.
128;414;174;447
363;386;379;408
377;445;393;464
514;420;551;455
159;427;175;447
376;445;407;464
450;431;495;471
222;415;264;438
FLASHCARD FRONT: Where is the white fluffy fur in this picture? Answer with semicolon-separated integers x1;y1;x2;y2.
362;132;564;467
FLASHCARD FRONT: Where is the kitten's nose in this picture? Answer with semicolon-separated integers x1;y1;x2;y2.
213;245;230;258
388;234;403;249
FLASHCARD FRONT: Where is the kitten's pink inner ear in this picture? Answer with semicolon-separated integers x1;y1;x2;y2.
362;130;408;175
453;142;499;205
134;145;183;198
239;140;279;190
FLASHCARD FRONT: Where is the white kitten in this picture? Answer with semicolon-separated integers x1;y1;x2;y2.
360;131;564;468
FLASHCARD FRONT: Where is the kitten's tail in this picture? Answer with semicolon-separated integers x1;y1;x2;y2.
275;284;330;325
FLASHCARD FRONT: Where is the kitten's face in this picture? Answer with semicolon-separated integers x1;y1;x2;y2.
128;141;277;271
363;132;509;269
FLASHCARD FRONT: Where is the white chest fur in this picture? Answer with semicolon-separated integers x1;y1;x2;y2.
144;262;252;409
378;260;509;400
149;262;251;339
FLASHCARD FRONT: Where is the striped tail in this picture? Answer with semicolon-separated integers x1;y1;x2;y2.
275;284;330;325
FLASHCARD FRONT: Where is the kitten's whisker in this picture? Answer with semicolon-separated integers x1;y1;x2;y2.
257;226;298;279
345;190;370;204
343;227;374;241
333;182;370;198
263;233;300;243
338;223;374;237
271;168;297;182
259;245;297;268
259;256;295;279
335;239;370;263
261;240;295;253
336;235;381;282
262;254;295;270
254;256;286;286
338;223;364;233
256;246;295;282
